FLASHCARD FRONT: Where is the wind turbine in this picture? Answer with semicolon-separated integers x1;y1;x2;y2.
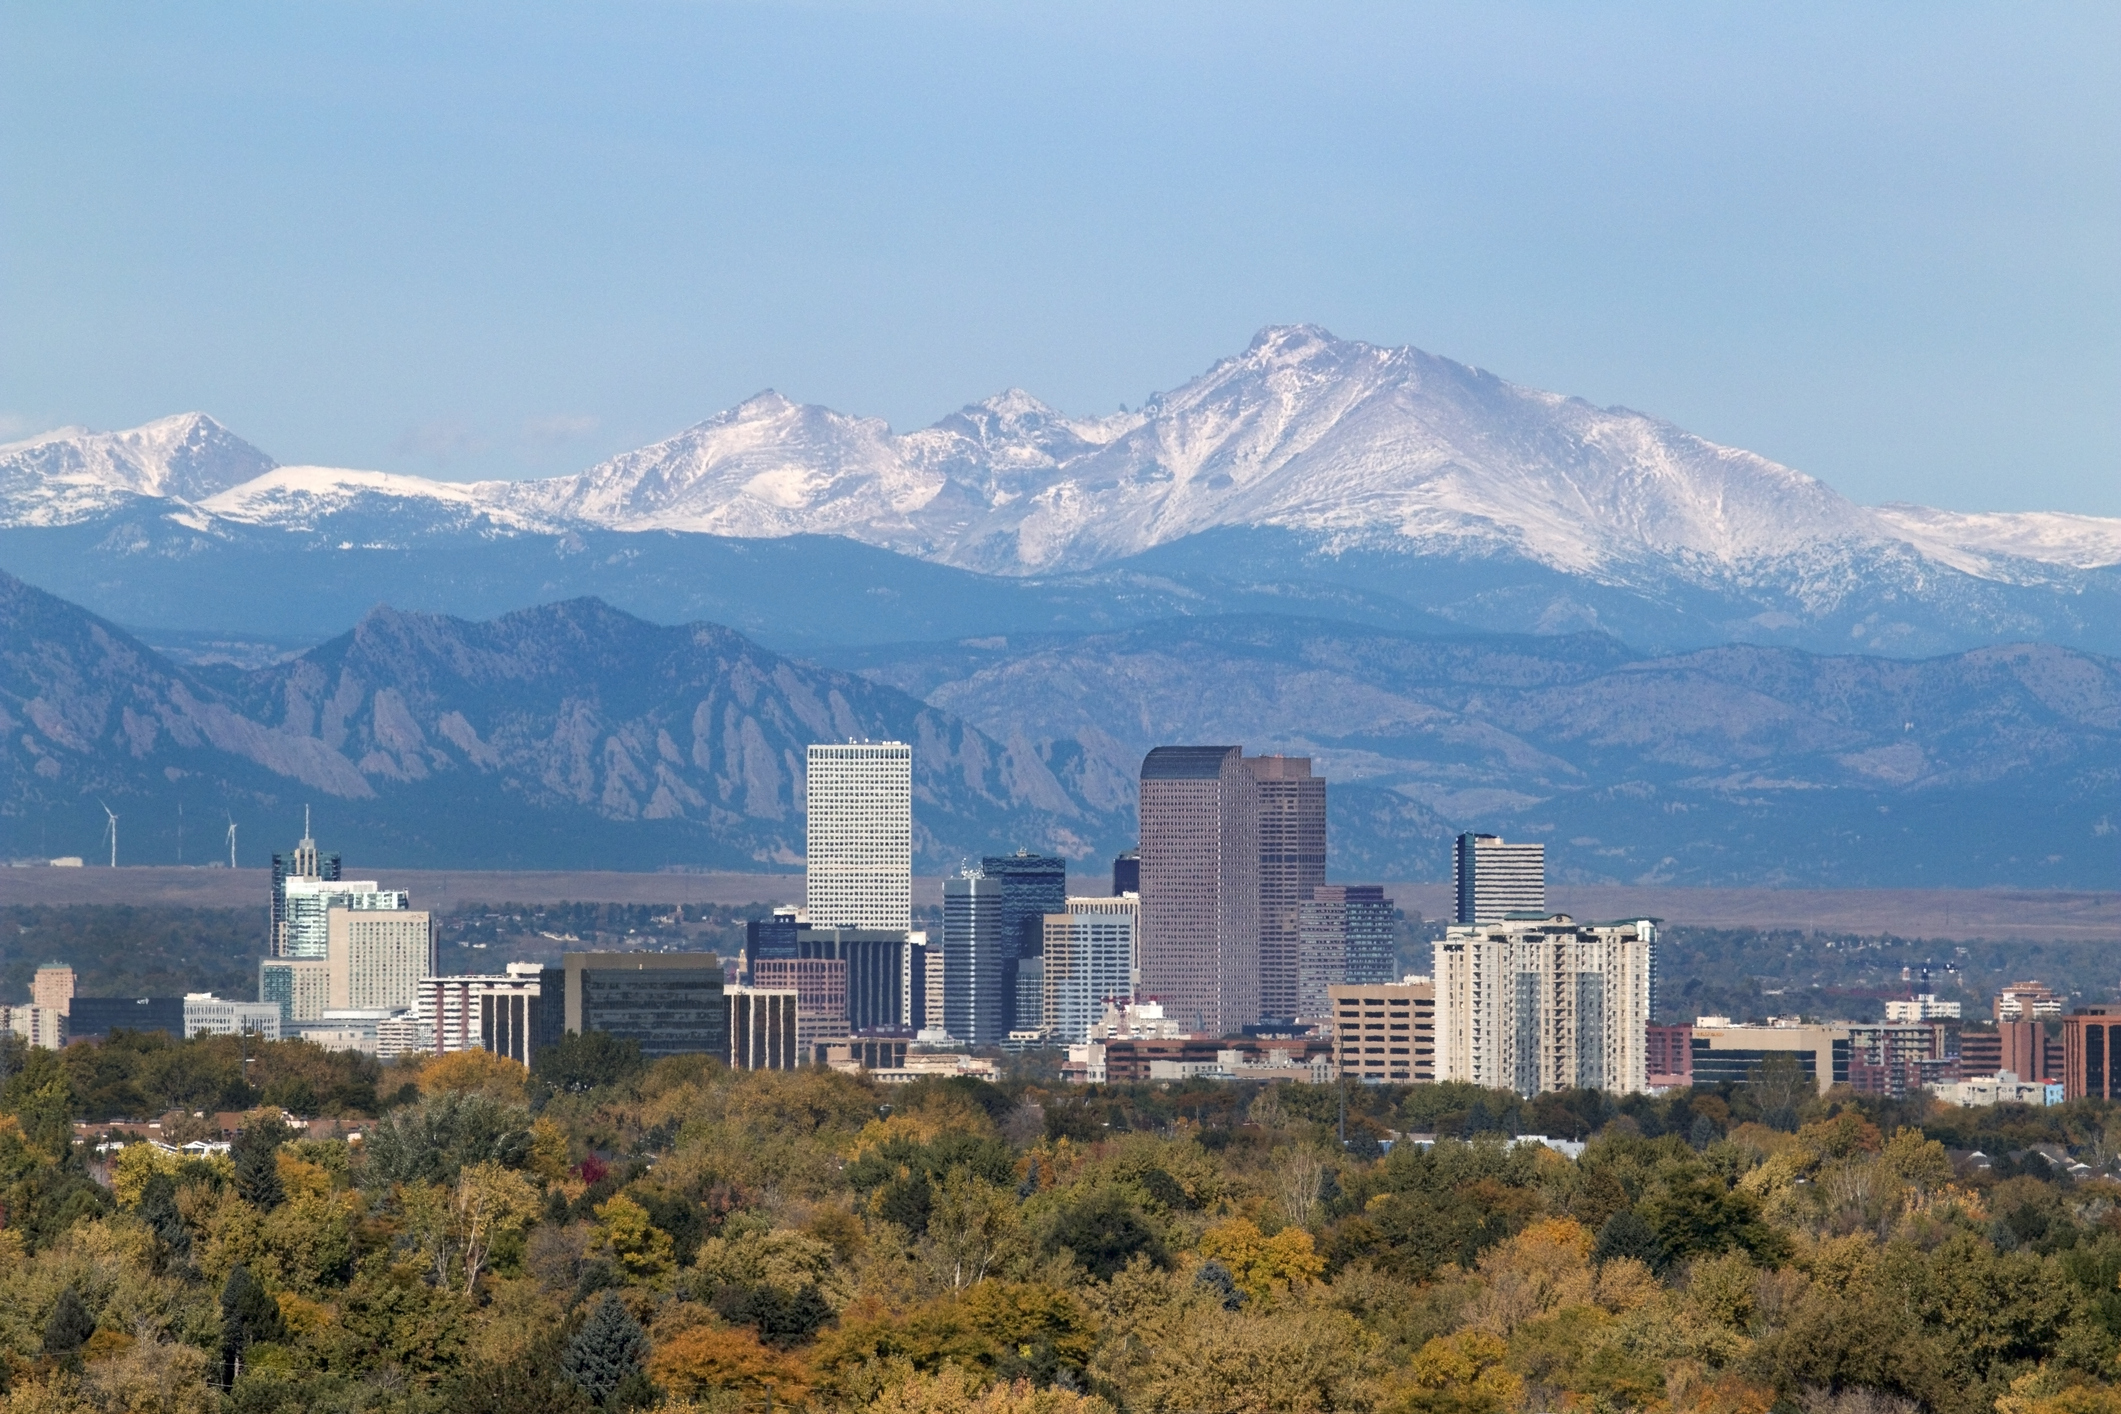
226;817;238;869
100;802;118;868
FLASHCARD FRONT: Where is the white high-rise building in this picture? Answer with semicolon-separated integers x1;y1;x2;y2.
1434;914;1655;1096
1452;833;1546;924
327;908;435;1011
805;742;912;931
1042;897;1138;1044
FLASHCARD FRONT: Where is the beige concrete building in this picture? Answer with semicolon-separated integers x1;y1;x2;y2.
259;958;332;1024
1688;1018;1849;1095
32;964;74;1014
804;741;912;930
1139;746;1260;1037
1434;914;1655;1095
1331;979;1436;1084
327;907;434;1011
1246;755;1325;1026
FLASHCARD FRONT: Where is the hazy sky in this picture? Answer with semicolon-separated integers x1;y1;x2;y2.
3;2;2115;513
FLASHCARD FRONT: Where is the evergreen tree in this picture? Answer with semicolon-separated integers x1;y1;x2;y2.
137;1170;192;1264
561;1292;648;1407
220;1264;286;1386
1592;1207;1664;1269
233;1117;287;1210
42;1287;95;1363
1195;1260;1244;1310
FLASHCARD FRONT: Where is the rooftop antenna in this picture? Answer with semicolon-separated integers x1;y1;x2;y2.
100;802;118;868
177;801;183;864
226;817;238;869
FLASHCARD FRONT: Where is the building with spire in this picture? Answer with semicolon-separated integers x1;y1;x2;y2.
270;809;343;957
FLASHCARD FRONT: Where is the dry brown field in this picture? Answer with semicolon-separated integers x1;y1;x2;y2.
2;866;2117;940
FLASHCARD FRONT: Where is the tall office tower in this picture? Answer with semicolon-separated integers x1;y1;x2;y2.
1138;746;1260;1037
1042;900;1137;1043
1112;850;1141;896
942;870;1006;1045
1452;833;1545;924
1014;957;1045;1033
1344;885;1397;984
1296;887;1348;1021
981;851;1067;1030
31;963;74;1014
745;907;802;966
1433;914;1655;1096
281;878;410;960
1246;756;1326;1026
805;742;912;930
562;953;728;1060
327;908;434;1011
270;812;343;957
259;958;331;1025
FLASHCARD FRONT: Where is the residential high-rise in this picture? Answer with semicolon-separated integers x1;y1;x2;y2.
1246;756;1326;1026
1042;899;1137;1044
32;964;74;1014
982;851;1066;1031
1433;914;1654;1095
422;963;545;1058
805;741;912;930
1138;746;1260;1037
270;813;343;957
326;908;435;1011
0;1005;68;1050
942;870;1006;1046
562;952;728;1060
1452;833;1545;924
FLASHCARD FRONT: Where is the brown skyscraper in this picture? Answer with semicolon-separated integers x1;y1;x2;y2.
1247;755;1325;1025
1139;746;1260;1036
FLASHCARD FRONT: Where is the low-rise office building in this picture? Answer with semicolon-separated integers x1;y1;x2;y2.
1330;979;1435;1084
182;994;283;1041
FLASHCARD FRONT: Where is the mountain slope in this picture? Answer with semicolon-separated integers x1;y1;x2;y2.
0;571;1123;869
828;617;2121;887
0;414;276;527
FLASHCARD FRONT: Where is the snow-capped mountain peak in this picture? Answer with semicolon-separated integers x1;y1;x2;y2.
0;412;276;525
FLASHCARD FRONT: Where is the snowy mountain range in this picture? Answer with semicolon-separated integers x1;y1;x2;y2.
5;326;2120;655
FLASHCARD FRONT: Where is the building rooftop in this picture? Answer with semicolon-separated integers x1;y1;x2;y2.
1140;745;1239;779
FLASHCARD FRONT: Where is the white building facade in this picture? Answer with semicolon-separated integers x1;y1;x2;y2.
1452;833;1546;924
1434;914;1655;1096
281;878;411;960
183;994;283;1041
805;742;912;930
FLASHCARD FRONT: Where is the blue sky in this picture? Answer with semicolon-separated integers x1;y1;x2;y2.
3;2;2115;513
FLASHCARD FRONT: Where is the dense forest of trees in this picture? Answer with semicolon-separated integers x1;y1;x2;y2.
6;1028;2121;1414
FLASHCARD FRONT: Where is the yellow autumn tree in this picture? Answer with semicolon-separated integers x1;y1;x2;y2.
417;1048;528;1105
1197;1218;1324;1301
590;1192;675;1282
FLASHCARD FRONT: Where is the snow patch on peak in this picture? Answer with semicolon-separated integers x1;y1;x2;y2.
1874;503;2121;573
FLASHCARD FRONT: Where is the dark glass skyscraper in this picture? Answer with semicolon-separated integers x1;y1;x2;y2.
980;851;1066;1031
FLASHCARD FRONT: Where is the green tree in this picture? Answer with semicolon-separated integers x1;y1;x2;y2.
42;1287;95;1365
233;1117;288;1210
534;1031;646;1095
220;1264;287;1386
1591;1208;1662;1268
1047;1187;1167;1282
562;1293;649;1408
